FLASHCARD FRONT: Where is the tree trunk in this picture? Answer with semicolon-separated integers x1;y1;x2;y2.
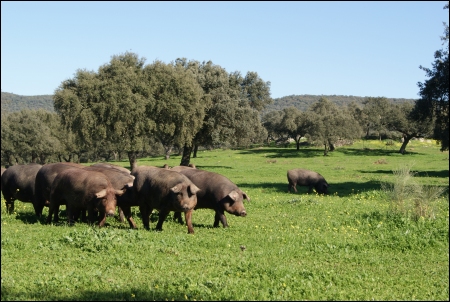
128;151;138;171
193;144;199;158
323;143;329;156
295;136;301;150
164;145;173;160
329;140;335;152
180;144;193;166
398;135;412;154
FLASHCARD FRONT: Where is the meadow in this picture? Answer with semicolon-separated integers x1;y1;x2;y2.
1;139;449;301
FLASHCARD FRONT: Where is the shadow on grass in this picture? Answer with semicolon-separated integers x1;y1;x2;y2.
239;180;383;197
238;147;427;158
359;169;449;178
1;288;226;301
238;148;322;158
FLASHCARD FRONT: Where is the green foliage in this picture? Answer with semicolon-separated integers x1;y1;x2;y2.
307;98;363;155
1;109;63;165
414;3;449;150
1;140;448;300
0;92;54;116
265;94;416;114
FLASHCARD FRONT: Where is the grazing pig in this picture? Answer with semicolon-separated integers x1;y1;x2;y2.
1;163;43;214
46;168;124;227
287;168;329;194
34;162;84;217
90;163;131;174
171;166;249;228
85;165;135;224
1;167;7;190
132;166;200;234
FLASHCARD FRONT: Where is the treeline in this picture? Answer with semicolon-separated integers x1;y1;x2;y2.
265;94;416;113
1;92;54;115
1;53;272;169
1;91;417;116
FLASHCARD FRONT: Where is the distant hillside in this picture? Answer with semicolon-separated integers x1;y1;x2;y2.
1;92;417;116
1;92;54;115
265;94;417;113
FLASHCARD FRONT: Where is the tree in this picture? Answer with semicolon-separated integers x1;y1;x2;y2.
1;109;61;165
175;59;272;165
54;52;153;170
240;71;272;111
144;60;206;160
414;3;449;151
262;110;286;144
278;107;315;150
361;97;391;139
307;98;363;155
386;102;434;154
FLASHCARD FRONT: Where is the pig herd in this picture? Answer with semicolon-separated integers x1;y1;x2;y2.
0;162;254;234
1;162;329;234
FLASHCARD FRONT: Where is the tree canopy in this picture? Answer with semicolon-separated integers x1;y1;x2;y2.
414;2;449;151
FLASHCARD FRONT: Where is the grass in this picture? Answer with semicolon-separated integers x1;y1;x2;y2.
1;139;449;300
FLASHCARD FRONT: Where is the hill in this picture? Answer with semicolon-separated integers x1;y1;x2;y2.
1;92;417;116
1;92;54;115
264;94;417;113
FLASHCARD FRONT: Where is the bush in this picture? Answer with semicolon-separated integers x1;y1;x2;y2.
381;164;446;220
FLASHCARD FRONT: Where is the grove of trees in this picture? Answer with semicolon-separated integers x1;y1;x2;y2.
2;3;447;166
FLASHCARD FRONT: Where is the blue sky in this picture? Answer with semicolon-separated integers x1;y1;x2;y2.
1;1;448;99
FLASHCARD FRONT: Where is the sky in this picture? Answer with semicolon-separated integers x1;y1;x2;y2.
1;1;448;100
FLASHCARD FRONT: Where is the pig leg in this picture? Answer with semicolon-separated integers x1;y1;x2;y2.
139;204;151;230
184;210;194;234
46;204;55;224
173;211;184;224
87;206;97;225
155;208;170;231
117;206;125;223
5;200;14;214
120;205;137;229
214;210;229;228
66;205;75;226
97;212;107;227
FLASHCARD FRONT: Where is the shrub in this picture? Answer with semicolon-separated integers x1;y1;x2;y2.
381;164;446;220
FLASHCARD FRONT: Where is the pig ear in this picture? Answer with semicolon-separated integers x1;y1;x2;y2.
228;190;239;201
170;184;182;193
243;192;250;201
95;189;107;198
189;184;200;195
115;189;125;196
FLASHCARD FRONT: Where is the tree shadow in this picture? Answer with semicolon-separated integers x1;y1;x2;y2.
337;148;425;156
358;169;449;178
0;287;234;301
192;165;233;170
238;148;323;158
239;180;383;197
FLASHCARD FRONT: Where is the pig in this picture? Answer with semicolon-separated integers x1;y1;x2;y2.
1;167;7;190
171;166;249;228
85;165;135;224
34;162;84;217
46;168;124;227
287;168;329;194
132;166;200;234
1;163;43;214
90;163;131;174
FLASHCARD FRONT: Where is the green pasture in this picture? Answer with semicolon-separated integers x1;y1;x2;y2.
1;139;449;301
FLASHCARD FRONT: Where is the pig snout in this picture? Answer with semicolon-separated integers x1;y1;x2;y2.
106;209;115;217
240;210;247;217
